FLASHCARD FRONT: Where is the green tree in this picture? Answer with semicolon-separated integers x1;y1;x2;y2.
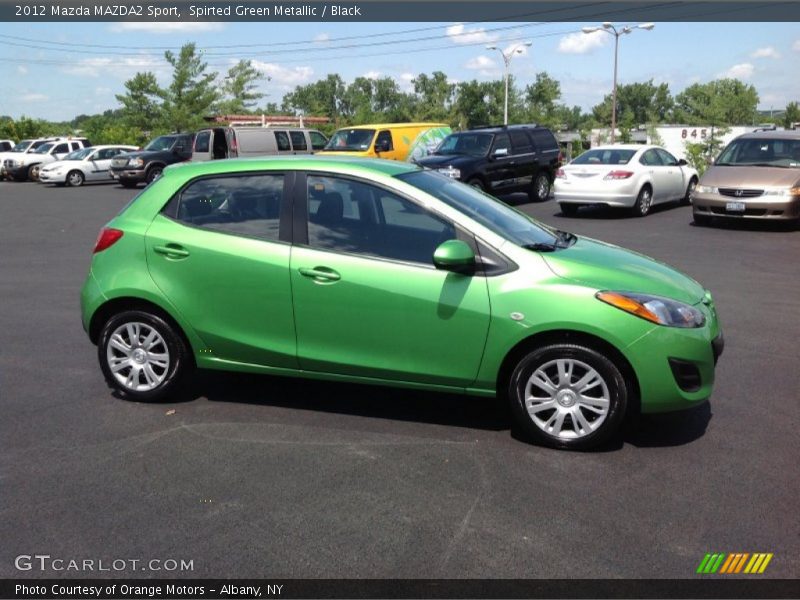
673;78;759;125
282;74;347;123
592;80;673;126
218;60;266;114
160;43;220;132
525;72;561;126
115;72;162;132
412;71;455;122
784;101;800;129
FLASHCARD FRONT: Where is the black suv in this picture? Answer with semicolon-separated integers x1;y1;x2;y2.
109;133;194;187
417;124;561;201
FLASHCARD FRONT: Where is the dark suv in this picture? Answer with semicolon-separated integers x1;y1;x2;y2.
109;133;194;187
416;124;561;201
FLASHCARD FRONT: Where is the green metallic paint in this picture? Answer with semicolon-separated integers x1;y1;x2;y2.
81;157;722;414
433;239;476;271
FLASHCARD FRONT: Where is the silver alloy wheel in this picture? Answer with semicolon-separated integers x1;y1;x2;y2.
535;174;550;200
639;188;652;215
524;358;610;440
67;171;84;186
106;322;170;392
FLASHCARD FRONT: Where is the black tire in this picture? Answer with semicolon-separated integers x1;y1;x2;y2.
468;177;485;191
508;343;628;450
682;178;697;206
560;203;580;217
98;310;193;402
145;165;163;184
693;212;712;226
631;185;653;217
529;173;551;202
66;170;85;187
24;165;36;182
120;180;138;189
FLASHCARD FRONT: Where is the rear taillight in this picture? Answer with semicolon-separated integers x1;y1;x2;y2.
93;227;123;253
557;151;564;165
555;168;566;179
604;170;634;180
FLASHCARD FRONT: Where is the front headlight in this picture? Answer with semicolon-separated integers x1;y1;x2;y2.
763;186;800;197
695;185;717;194
437;166;461;179
596;291;705;328
128;158;144;168
7;159;19;168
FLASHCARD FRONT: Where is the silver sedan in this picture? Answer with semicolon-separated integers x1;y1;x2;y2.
554;145;699;217
38;145;138;187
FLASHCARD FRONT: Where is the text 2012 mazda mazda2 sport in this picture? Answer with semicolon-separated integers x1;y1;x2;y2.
81;157;724;450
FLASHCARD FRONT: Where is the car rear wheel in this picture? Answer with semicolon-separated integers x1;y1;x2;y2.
66;170;85;187
98;310;192;402
560;203;580;217
508;343;628;450
468;177;485;191
632;186;653;217
529;173;551;202
693;212;712;226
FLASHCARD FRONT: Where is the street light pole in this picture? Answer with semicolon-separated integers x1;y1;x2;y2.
486;42;532;125
582;22;654;143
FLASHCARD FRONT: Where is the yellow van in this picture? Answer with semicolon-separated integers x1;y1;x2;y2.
317;123;451;161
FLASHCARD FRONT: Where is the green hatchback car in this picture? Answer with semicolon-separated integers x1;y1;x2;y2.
81;157;723;449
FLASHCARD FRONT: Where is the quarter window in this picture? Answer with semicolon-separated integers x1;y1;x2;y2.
375;130;393;151
306;175;455;265
169;174;284;242
274;131;291;151
194;131;211;153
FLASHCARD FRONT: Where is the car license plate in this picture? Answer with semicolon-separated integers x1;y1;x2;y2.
726;202;746;212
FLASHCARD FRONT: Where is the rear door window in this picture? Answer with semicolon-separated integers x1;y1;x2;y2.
509;131;533;155
289;131;307;151
274;131;291;151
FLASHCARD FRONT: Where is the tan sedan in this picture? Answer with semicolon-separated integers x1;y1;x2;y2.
692;131;800;225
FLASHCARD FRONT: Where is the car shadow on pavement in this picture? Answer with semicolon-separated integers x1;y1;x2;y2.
555;201;687;220
194;371;511;432
623;401;712;448
691;218;799;232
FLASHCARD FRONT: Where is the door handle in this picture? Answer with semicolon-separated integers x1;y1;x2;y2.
298;267;341;282
153;244;190;259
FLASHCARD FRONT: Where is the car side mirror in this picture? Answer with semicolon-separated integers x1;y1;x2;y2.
677;158;688;166
433;239;475;274
375;139;391;153
492;148;509;159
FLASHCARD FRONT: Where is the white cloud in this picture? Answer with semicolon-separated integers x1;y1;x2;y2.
751;47;781;59
109;22;224;34
557;30;609;54
363;70;381;80
62;55;163;78
504;43;530;58
445;23;497;45
719;63;755;80
95;86;112;95
793;39;800;51
398;72;415;92
21;93;48;102
251;61;313;88
313;33;330;44
465;55;496;70
17;65;28;75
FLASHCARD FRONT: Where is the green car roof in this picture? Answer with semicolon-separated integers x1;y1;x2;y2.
165;155;421;179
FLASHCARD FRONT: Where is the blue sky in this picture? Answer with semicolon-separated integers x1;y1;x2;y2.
1;21;799;121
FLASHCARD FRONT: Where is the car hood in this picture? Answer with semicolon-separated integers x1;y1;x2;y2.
115;150;161;161
41;160;80;170
540;237;706;304
701;165;800;188
416;154;479;168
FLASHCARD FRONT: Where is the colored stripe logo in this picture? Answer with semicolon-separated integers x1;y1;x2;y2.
697;553;773;574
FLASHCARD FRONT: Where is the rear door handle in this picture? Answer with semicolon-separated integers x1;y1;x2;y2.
153;244;190;259
298;267;341;282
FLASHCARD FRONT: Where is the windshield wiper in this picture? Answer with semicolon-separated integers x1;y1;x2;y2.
521;242;559;252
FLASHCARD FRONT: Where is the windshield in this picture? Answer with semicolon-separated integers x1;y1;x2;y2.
396;170;560;247
10;140;33;153
144;136;178;152
323;129;375;151
571;148;637;165
65;147;93;161
716;138;800;168
34;142;55;154
435;133;493;157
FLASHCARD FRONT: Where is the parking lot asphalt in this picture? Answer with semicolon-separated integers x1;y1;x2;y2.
1;179;798;580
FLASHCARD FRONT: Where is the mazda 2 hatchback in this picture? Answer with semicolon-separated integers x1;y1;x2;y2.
81;157;723;450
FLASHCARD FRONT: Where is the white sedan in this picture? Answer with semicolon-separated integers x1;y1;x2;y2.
39;145;138;187
554;145;699;217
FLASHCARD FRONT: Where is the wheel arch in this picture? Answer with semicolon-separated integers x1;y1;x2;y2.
495;328;640;413
89;296;196;364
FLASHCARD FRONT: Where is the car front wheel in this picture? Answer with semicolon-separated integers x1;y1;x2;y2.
66;170;85;187
98;310;192;402
508;343;628;450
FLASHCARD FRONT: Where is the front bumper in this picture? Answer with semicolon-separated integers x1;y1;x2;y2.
692;192;800;220
109;168;146;183
625;303;723;413
38;170;65;183
5;165;30;179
